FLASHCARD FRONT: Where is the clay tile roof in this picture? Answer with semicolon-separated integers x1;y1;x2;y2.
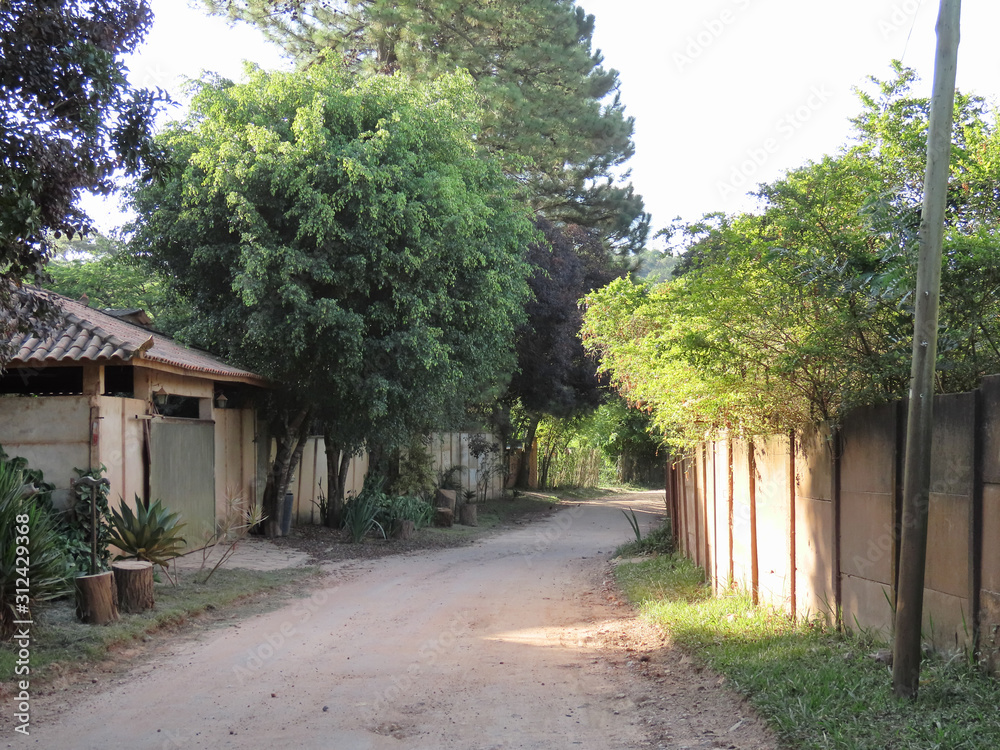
8;289;267;386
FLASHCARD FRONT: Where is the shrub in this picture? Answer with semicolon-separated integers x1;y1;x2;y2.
0;463;70;639
64;467;113;574
342;476;387;543
376;495;434;530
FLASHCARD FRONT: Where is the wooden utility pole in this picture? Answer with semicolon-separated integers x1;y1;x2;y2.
892;0;961;700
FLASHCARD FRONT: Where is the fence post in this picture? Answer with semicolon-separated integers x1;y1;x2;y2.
789;431;797;620
728;439;735;586
749;438;759;606
831;425;843;629
972;386;984;655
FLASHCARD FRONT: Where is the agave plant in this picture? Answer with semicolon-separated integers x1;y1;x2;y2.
108;496;187;568
0;463;70;639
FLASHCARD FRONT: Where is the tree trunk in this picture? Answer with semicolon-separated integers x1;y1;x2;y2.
112;560;154;613
260;406;312;538
459;503;478;526
434;507;454;527
323;434;354;528
75;571;118;624
515;414;540;488
391;519;415;539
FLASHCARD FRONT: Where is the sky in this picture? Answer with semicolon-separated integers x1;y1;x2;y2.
85;0;1000;251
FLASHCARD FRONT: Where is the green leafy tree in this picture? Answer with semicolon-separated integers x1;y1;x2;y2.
504;216;621;485
0;0;165;359
127;63;534;535
42;234;184;331
583;64;1000;446
203;0;649;252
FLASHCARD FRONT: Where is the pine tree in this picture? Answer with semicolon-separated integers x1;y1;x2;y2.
203;0;649;252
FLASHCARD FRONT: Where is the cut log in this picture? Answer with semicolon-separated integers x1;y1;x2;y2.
435;489;457;513
434;507;454;527
112;560;155;613
391;519;416;540
459;503;478;527
75;571;119;625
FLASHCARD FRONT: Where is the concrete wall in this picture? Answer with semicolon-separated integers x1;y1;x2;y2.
289;438;368;526
428;431;505;502
0;395;91;506
285;431;505;526
668;382;1000;664
0;366;263;539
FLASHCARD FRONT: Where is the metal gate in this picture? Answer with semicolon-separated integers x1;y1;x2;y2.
149;418;215;547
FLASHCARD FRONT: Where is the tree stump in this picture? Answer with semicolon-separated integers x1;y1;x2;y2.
75;571;119;625
434;507;454;527
435;489;457;513
391;519;416;540
112;560;155;613
459;503;478;527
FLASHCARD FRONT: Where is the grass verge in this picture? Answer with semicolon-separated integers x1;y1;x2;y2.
0;566;317;684
615;554;1000;749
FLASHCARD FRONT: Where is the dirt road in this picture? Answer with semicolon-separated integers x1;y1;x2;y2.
22;492;776;749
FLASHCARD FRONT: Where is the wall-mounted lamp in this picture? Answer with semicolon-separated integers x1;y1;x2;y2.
215;392;229;409
153;385;168;408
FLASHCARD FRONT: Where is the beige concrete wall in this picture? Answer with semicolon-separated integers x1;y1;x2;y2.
212;406;260;529
0;395;91;506
795;424;836;621
668;383;1000;664
428;432;505;502
923;392;974;652
711;440;729;591
133;366;214;401
754;434;792;612
730;440;753;592
839;404;897;639
290;437;368;525
96;396;147;515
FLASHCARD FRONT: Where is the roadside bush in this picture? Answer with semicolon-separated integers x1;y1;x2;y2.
376;495;434;530
342;477;387;543
0;463;70;639
614;517;674;558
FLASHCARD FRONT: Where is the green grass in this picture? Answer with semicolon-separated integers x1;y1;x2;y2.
614;517;674;558
0;567;317;682
616;554;1000;750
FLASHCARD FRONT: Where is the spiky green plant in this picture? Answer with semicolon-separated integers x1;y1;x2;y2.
622;506;642;542
108;496;187;568
342;489;385;543
0;463;70;639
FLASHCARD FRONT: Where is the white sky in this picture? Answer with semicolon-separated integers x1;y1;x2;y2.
85;0;1000;251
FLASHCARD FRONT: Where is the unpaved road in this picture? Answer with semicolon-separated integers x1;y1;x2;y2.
19;492;777;749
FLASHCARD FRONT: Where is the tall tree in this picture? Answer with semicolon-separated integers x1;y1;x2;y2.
127;63;534;534
506;216;620;484
0;0;165;359
203;0;649;252
583;64;1000;448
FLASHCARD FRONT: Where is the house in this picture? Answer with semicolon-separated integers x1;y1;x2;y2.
0;289;267;546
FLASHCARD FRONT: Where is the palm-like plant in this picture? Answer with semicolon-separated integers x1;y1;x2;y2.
108;496;187;569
